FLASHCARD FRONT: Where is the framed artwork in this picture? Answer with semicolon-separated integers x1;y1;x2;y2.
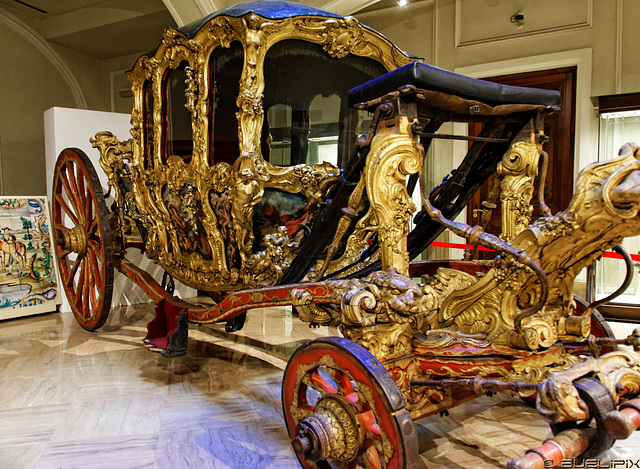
0;197;61;320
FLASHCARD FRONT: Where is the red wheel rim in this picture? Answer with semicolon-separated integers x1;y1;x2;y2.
52;148;113;330
282;337;418;468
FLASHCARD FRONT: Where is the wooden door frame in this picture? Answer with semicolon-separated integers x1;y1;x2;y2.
466;66;577;232
453;48;596;178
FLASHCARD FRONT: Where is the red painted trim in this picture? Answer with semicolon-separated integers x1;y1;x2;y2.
116;254;336;324
114;258;172;304
188;283;334;323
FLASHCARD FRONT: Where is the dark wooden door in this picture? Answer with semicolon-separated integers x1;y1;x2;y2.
467;67;577;234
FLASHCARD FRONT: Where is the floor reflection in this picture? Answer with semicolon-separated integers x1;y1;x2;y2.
0;302;638;468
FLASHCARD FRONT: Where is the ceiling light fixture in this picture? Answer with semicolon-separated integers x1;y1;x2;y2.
397;0;409;7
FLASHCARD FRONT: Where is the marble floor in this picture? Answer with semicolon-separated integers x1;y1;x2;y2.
0;302;639;469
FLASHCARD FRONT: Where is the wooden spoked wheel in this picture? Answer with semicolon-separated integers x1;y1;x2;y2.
52;148;114;331
282;337;419;469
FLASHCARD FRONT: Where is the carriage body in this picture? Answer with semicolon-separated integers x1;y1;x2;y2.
95;1;415;294
51;2;640;467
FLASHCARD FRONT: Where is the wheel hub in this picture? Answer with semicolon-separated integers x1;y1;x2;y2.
59;225;88;255
292;395;362;462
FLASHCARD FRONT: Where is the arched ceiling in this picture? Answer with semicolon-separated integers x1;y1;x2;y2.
162;0;381;26
0;0;384;59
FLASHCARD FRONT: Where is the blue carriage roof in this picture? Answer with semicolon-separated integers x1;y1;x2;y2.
139;1;420;65
178;0;345;39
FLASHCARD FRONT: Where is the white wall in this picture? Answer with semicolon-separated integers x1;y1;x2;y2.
44;107;197;312
43;107;130;201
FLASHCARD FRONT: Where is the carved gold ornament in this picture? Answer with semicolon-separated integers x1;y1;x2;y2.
298;141;640;385
497;128;543;241
537;350;640;424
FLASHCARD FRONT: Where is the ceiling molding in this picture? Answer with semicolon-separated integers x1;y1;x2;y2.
43;8;144;40
162;0;206;26
194;0;219;16
320;0;381;16
0;6;87;109
162;0;186;26
353;0;433;19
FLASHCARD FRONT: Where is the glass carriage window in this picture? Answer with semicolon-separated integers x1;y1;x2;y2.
266;104;291;165
209;42;244;166
262;39;386;168
163;61;193;164
308;95;341;167
267;96;343;167
143;80;154;169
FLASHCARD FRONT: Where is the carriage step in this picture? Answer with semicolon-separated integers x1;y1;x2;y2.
144;298;189;357
225;312;247;332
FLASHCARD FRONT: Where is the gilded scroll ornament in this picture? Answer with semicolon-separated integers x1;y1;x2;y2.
91;131;134;214
322;115;422;279
497;129;542;241
363;116;422;275
421;146;640;351
319;17;368;59
295;17;373;60
298;144;640;374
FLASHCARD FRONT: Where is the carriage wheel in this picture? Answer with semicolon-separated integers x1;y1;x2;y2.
282;337;419;469
52;148;114;331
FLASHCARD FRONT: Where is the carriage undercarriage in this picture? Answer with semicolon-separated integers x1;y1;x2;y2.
51;2;640;467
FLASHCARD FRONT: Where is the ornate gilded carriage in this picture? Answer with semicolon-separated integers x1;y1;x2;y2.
52;1;640;468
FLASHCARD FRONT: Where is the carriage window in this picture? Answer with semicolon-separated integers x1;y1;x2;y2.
209;42;244;166
267;96;343;167
143;80;154;169
308;95;340;167
267;104;292;165
262;39;386;168
163;61;193;164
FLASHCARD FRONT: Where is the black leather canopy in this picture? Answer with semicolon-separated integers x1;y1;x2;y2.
347;61;561;108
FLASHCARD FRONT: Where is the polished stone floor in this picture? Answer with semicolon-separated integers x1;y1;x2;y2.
0;302;639;468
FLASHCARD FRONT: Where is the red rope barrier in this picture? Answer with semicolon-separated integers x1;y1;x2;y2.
430;241;640;262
